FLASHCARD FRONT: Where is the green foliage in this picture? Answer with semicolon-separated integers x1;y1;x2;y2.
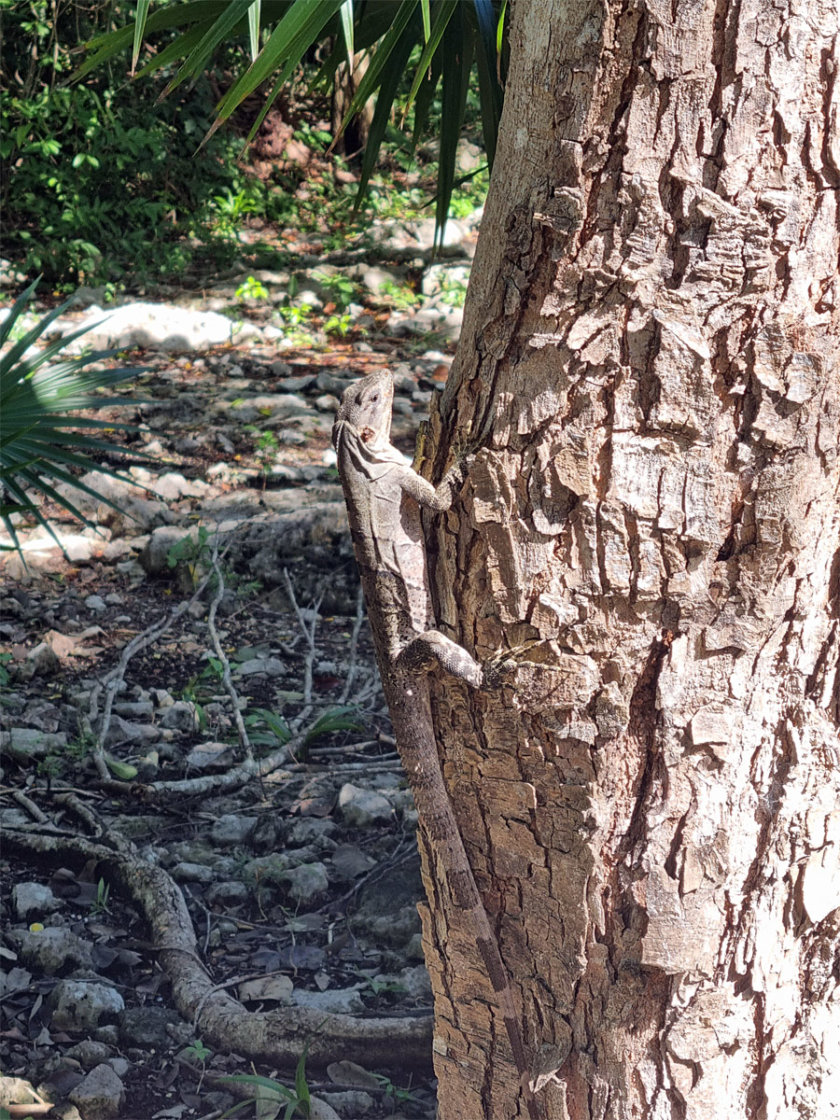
304;704;363;744
76;0;508;244
311;270;359;310
0;652;12;688
323;312;353;338
244;708;292;748
184;1039;212;1065
166;526;212;587
0;1;259;286
0;281;147;555
235;275;270;302
89;877;111;917
377;279;421;311
220;1048;312;1119
245;426;280;484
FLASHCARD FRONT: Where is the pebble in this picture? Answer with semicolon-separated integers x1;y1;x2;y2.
2;728;67;759
48;980;124;1030
292;987;365;1015
84;594;107;612
282;862;330;904
210;813;258;846
65;1040;114;1069
68;1062;125;1120
11;882;61;921
337;783;394;827
158;700;199;732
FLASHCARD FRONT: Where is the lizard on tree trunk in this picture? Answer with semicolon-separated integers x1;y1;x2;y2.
332;369;540;1120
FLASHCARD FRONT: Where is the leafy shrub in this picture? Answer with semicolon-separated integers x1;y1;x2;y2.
0;1;254;287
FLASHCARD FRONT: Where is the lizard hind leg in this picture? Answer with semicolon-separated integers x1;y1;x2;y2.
396;630;484;689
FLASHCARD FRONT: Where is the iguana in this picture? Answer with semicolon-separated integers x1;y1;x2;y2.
332;369;539;1119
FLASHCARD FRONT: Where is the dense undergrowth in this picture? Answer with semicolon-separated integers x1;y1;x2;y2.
1;1;489;294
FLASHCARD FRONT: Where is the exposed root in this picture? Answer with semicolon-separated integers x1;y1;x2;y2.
3;821;433;1072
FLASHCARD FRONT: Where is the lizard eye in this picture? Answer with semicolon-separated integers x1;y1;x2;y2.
370;393;379;402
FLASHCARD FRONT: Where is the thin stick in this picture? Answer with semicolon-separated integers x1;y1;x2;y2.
207;542;252;759
338;584;366;704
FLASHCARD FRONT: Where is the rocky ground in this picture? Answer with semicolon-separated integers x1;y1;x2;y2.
0;222;478;1120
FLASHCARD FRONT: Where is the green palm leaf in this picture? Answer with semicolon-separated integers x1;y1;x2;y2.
0;283;150;556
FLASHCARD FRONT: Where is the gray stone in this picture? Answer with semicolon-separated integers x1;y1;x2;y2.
158;701;199;732
211;813;258;846
48;980;124;1030
153;472;210;501
205;880;250;906
282;862;330;904
102;715;159;746
11;927;93;975
65;1041;114;1070
118;1005;179;1048
2;727;68;760
292;987;365;1015
219;393;310;423
317;1091;375;1116
276;374;315;391
68;1062;125;1120
315;370;355;395
313;393;340;412
242;854;290;887
171;862;216;884
12;882;61;920
184;741;238;770
235;656;285;677
286;818;337;848
84;594;107;613
337;783;394;827
396;964;432;1000
112;700;155;719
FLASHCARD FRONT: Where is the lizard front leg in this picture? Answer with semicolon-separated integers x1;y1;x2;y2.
395;630;509;691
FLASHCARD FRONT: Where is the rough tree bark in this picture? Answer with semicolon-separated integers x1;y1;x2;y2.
420;1;840;1117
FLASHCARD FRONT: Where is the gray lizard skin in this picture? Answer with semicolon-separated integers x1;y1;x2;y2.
333;369;539;1119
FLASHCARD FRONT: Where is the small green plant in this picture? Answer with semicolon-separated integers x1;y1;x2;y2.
166;526;212;589
244;426;280;486
378;279;421;311
373;1073;421;1108
272;304;316;347
438;273;469;307
244;708;291;748
90;877;111;916
220;1047;311;1119
355;969;407;997
304;705;363;745
0;652;12;688
183;1038;212;1091
311;270;358;311
323;312;353;338
235;275;269;302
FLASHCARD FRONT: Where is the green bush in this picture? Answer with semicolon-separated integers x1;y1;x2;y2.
0;1;254;288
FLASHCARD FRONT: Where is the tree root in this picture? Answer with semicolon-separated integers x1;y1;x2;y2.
3;823;433;1072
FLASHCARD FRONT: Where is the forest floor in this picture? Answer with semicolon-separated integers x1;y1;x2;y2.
0;241;474;1120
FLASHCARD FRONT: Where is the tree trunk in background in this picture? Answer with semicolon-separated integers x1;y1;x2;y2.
421;1;840;1117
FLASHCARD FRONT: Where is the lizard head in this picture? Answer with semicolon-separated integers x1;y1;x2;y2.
336;370;394;448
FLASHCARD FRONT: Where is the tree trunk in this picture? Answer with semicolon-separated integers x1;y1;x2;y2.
421;1;840;1117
